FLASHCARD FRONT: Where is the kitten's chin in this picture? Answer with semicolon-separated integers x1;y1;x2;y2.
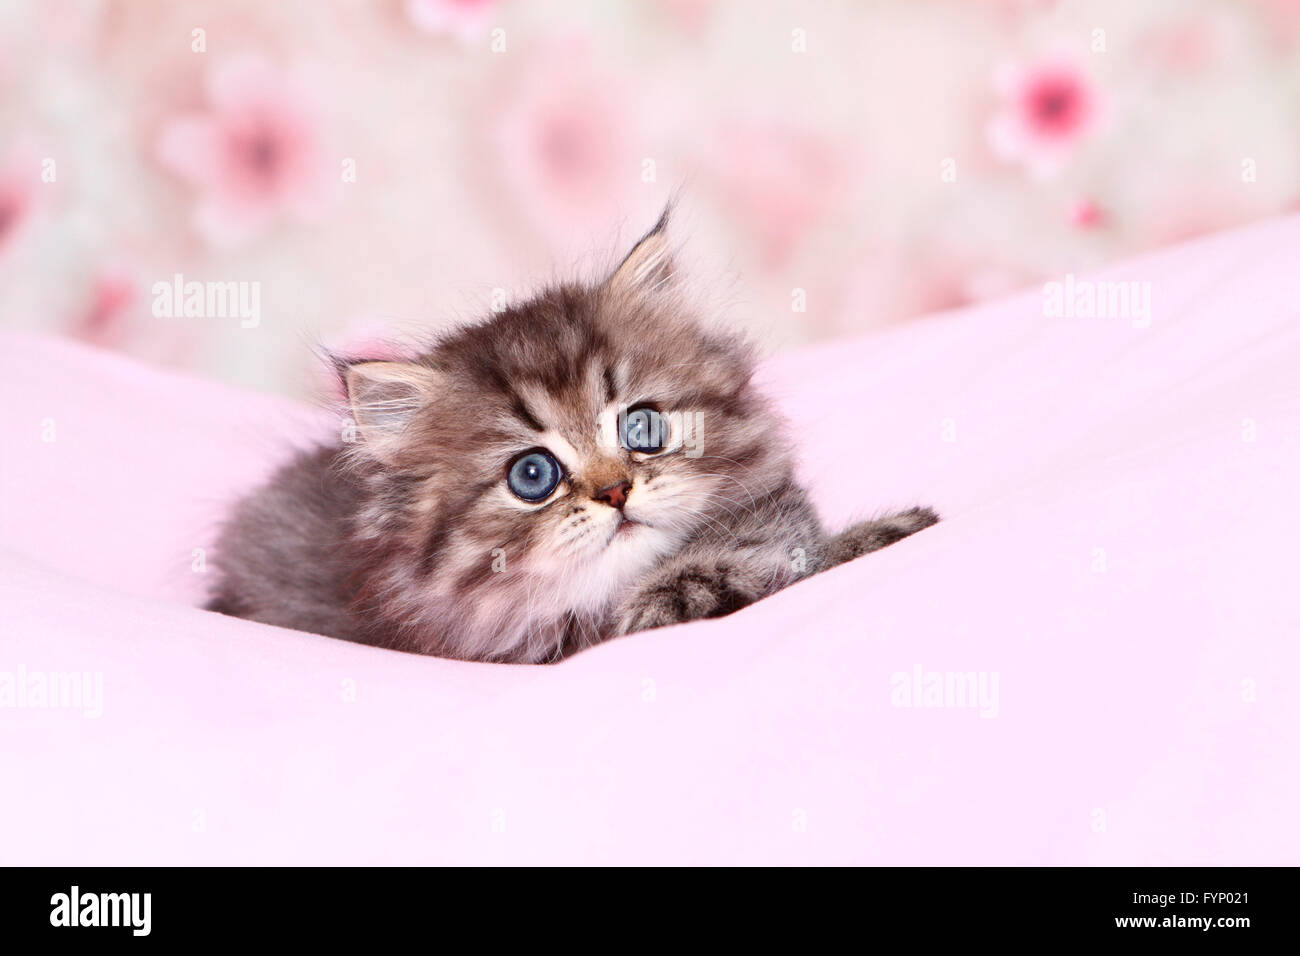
605;513;680;561
597;517;677;571
528;520;674;622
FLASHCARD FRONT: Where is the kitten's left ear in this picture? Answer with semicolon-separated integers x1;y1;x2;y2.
607;205;676;297
344;360;442;461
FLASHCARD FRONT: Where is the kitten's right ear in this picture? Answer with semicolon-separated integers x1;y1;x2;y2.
344;361;442;460
607;204;676;298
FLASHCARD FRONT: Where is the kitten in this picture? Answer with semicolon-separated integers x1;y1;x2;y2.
205;209;938;662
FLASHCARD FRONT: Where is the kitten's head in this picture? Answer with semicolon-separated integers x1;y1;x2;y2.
339;209;793;661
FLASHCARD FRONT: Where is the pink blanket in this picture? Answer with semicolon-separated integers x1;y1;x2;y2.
3;216;1298;864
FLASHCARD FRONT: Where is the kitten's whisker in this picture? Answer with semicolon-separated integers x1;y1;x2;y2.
688;467;761;508
671;497;742;544
649;481;754;521
663;489;749;522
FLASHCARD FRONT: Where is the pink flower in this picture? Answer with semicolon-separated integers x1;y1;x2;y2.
1067;197;1103;229
156;55;332;247
407;0;498;43
70;264;138;349
1257;0;1300;51
703;120;840;268
987;56;1102;180
661;0;716;34
490;37;645;247
0;144;41;261
1141;20;1220;71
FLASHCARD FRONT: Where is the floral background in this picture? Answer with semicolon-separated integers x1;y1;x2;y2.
2;0;1298;397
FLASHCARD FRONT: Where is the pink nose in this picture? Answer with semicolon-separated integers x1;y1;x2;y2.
594;480;630;510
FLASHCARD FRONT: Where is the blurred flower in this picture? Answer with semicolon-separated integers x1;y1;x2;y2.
491;37;642;246
987;56;1101;179
1257;0;1300;50
407;0;498;43
0;144;41;260
70;264;138;349
156;55;331;248
704;121;839;268
1068;197;1103;229
1142;20;1219;71
661;0;716;34
826;244;1029;338
1140;182;1254;248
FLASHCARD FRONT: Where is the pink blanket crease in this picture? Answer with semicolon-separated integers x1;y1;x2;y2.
3;216;1298;865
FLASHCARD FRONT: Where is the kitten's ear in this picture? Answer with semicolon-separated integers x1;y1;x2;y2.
344;361;441;459
607;205;675;297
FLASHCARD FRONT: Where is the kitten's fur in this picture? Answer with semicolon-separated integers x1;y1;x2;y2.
206;210;938;662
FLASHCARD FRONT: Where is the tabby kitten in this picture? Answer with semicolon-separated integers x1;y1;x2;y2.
205;210;938;662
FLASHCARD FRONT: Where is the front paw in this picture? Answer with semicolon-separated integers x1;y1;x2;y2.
824;505;940;566
616;565;748;635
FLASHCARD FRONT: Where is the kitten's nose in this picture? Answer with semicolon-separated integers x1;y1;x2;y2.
594;480;631;510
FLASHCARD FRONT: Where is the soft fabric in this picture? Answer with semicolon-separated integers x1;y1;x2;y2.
3;216;1298;864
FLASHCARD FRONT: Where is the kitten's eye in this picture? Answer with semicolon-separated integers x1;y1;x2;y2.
507;450;562;502
621;405;667;453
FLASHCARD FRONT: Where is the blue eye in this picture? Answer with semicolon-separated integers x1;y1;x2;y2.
507;450;562;502
622;406;666;452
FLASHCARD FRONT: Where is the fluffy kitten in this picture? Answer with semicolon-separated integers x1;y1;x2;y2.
205;210;938;662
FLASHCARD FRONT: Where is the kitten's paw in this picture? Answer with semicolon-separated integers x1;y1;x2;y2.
616;564;751;635
824;506;940;567
885;505;940;536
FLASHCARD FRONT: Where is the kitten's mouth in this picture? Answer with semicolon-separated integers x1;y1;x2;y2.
607;515;645;545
